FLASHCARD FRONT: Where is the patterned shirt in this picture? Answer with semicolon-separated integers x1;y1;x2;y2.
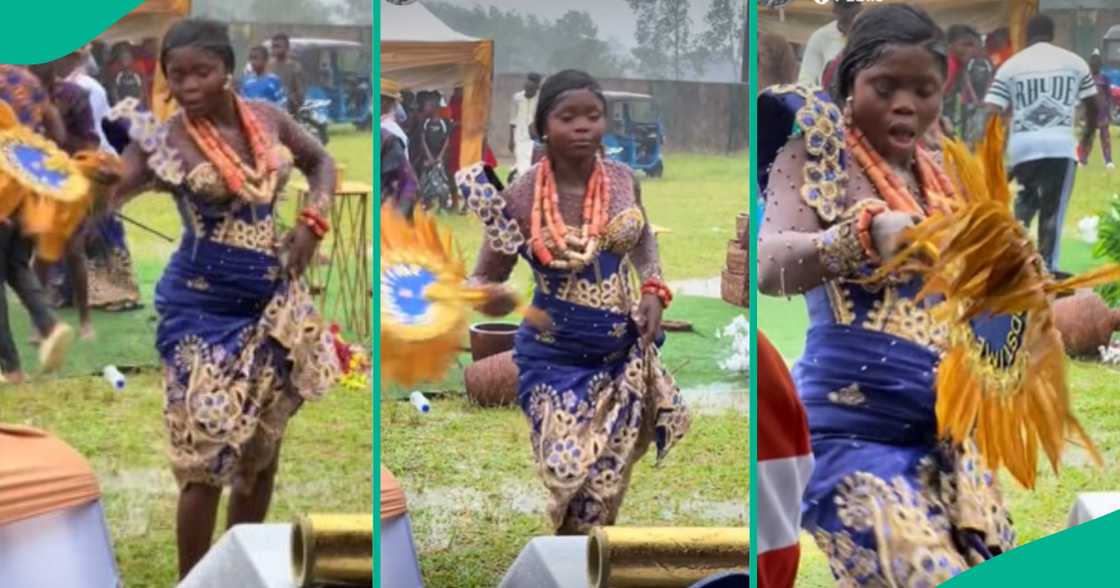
0;64;48;131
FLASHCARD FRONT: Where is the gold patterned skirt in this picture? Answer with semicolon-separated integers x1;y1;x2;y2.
514;293;691;533
156;236;340;489
809;441;1015;587
797;325;1015;586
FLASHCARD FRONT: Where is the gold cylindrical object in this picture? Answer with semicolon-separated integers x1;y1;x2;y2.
588;527;749;588
291;513;373;587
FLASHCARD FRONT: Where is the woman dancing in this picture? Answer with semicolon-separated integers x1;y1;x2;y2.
30;54;102;339
98;19;340;577
458;70;690;534
757;5;1015;585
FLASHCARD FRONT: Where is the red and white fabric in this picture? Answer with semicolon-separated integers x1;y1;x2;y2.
756;332;814;588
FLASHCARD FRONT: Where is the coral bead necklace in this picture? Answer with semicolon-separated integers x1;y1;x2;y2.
845;124;957;216
183;96;279;204
529;155;610;271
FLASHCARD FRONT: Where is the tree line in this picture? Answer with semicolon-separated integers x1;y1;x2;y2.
425;0;745;81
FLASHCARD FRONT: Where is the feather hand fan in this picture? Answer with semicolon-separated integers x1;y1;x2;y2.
0;99;115;261
380;205;547;387
862;117;1120;488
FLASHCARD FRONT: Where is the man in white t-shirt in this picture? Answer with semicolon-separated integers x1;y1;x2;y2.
984;14;1098;274
797;0;861;86
509;72;541;179
62;55;112;154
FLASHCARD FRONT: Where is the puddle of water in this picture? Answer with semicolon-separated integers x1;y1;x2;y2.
501;481;546;515
99;468;177;538
99;467;176;493
664;499;748;525
681;382;748;416
669;277;722;299
407;482;546;552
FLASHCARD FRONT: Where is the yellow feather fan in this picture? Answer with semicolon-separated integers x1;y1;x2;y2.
0;99;116;262
864;117;1120;488
380;205;548;387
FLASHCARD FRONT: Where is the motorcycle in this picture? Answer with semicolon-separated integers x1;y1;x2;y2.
297;98;332;146
353;79;373;131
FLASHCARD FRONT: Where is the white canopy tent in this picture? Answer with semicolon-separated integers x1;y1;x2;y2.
759;0;1039;49
380;0;493;168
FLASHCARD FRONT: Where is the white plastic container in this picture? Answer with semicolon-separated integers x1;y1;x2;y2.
409;391;430;414
103;365;125;391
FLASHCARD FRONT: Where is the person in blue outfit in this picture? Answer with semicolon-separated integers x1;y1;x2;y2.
457;70;690;535
238;45;286;108
95;19;340;579
757;5;1016;586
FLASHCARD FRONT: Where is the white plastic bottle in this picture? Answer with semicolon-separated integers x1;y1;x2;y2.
409;391;431;414
103;365;125;391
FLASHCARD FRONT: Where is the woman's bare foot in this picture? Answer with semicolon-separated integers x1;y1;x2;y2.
80;322;95;341
3;371;25;385
39;323;75;373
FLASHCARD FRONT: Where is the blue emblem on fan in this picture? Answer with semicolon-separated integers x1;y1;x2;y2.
6;143;66;189
384;263;436;325
970;312;1027;369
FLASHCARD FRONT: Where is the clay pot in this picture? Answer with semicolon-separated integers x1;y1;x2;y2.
1053;291;1120;357
464;350;519;407
469;322;518;362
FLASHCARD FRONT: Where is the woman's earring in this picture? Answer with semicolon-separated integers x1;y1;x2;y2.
843;97;854;127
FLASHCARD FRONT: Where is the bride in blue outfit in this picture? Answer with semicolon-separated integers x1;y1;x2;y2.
758;5;1017;585
457;70;690;534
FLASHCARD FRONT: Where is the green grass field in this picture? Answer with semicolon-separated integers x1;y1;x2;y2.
779;129;1120;586
0;127;373;586
383;153;750;587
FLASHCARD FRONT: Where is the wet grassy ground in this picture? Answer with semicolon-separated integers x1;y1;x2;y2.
0;127;373;586
382;153;750;587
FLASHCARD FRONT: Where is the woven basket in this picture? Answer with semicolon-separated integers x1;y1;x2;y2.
464;350;520;407
735;213;750;246
721;268;748;308
726;240;748;275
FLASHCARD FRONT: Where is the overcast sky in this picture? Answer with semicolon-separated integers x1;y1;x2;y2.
428;0;716;49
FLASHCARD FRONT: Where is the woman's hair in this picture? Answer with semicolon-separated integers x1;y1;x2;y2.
160;18;235;76
759;32;798;89
533;69;606;138
109;42;132;65
946;24;980;44
831;4;947;102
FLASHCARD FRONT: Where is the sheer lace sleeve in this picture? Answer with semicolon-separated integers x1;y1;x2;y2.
461;163;524;285
470;243;518;284
757;138;871;296
627;178;663;281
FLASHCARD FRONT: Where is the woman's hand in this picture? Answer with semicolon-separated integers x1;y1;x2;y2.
635;292;664;348
284;223;320;279
871;211;920;261
88;155;124;186
477;283;518;317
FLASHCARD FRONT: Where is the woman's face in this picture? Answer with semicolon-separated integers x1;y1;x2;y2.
851;44;944;166
544;89;606;161
950;36;980;61
164;46;228;118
